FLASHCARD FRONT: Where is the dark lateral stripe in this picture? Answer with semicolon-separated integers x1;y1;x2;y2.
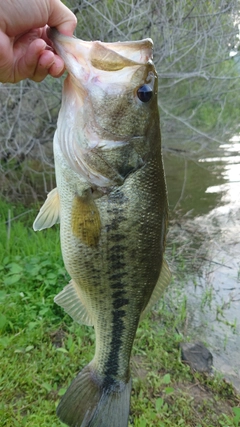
103;307;127;388
112;290;127;299
113;297;129;310
103;190;130;385
109;271;127;281
103;284;128;383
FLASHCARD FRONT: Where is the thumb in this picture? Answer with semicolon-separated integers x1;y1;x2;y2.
0;31;13;83
48;0;77;36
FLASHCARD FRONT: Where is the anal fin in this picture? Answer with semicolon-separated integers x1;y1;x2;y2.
33;187;60;231
140;259;171;320
54;279;93;326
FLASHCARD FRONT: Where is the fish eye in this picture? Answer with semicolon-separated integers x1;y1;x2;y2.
137;84;153;103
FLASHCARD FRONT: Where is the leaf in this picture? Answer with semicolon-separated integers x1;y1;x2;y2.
39;307;50;316
27;322;38;330
8;263;23;274
25;345;34;352
0;337;11;348
233;407;240;422
42;382;52;392
47;273;57;280
164;386;174;394
4;274;22;285
138;419;147;427
15;348;25;354
0;291;7;301
156;397;164;412
58;387;67;396
25;263;40;276
3;257;10;265
162;373;171;384
67;335;74;351
0;314;7;330
56;347;68;354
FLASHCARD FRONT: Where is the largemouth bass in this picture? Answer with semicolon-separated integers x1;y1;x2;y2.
33;28;171;427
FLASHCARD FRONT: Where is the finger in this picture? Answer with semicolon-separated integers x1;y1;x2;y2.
15;37;65;82
47;55;65;78
31;50;56;82
37;51;65;79
48;0;77;36
29;31;65;78
0;31;13;82
28;50;65;82
17;38;49;81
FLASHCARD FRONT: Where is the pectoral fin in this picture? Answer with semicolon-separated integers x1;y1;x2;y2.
54;279;93;326
71;194;101;246
140;260;171;320
33;188;60;231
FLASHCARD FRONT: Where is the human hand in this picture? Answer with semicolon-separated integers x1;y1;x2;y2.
0;0;77;83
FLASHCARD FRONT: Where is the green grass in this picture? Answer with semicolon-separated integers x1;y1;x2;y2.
0;200;239;427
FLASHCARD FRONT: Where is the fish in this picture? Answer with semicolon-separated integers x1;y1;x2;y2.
33;28;171;427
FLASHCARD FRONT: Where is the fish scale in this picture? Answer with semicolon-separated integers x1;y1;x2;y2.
33;28;171;427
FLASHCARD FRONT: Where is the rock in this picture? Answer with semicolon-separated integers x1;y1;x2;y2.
180;341;213;373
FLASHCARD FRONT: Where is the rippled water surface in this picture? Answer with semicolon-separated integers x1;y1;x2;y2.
164;136;240;391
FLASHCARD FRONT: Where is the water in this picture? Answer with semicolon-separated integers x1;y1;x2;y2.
164;137;240;391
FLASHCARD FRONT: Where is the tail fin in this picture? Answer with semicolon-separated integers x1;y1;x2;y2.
57;364;132;427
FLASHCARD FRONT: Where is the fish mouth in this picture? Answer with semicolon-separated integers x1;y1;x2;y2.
47;27;153;83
